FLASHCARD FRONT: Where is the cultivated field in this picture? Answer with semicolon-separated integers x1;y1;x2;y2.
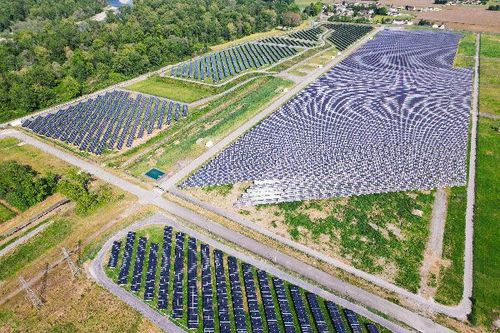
417;6;500;33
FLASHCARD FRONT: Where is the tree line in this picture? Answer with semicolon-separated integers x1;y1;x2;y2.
0;0;301;123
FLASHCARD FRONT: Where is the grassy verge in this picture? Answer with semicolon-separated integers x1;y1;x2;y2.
479;34;500;116
0;218;72;281
434;186;467;305
127;77;293;178
0;203;16;223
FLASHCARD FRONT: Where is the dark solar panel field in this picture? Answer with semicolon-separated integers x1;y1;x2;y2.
22;90;187;155
107;227;383;333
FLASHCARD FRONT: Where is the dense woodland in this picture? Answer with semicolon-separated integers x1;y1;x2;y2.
0;0;300;122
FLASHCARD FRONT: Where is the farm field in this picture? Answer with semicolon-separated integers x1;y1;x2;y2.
417;6;500;33
125;77;293;180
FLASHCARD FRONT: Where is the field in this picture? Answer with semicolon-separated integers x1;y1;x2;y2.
479;34;500;115
125;77;293;179
126;77;217;103
188;185;435;292
417;6;500;33
434;186;467;305
454;32;476;68
471;33;500;328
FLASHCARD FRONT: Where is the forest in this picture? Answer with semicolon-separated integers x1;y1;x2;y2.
0;0;300;122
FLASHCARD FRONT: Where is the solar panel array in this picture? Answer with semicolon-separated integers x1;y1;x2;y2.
324;23;373;51
22;90;188;155
108;226;384;332
181;30;473;206
288;26;325;41
170;42;300;83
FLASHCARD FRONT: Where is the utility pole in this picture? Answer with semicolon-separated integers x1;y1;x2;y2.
62;247;80;277
19;277;43;309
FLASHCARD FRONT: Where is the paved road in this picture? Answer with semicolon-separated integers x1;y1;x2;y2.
0;129;453;333
158;27;383;190
0;220;54;258
90;213;411;333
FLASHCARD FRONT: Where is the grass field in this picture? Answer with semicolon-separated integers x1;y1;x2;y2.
0;138;71;175
0;218;72;281
126;76;216;103
479;34;500;116
127;77;293;178
0;203;16;224
471;120;499;327
434;186;467;305
454;33;476;68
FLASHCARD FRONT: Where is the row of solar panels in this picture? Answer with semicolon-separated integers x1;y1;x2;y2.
22;90;188;155
108;227;383;333
170;43;299;83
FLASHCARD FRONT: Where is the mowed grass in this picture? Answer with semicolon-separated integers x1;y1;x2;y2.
472;119;500;327
126;76;215;103
0;218;72;281
454;33;476;68
434;186;467;305
127;77;292;178
0;137;71;175
479;34;500;116
0;203;16;224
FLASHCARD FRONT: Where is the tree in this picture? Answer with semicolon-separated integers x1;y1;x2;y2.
282;11;302;27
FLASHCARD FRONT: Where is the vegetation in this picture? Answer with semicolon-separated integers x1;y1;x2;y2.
471;35;500;328
0;218;72;281
434;187;467;305
0;161;58;211
57;168;114;215
127;77;293;177
0;0;301;123
203;184;234;197
479;34;500;115
126;76;216;103
454;33;476;68
126;72;268;103
261;191;434;292
0;203;15;223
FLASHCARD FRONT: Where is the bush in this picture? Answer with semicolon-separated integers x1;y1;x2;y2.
57;168;114;215
0;161;58;211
